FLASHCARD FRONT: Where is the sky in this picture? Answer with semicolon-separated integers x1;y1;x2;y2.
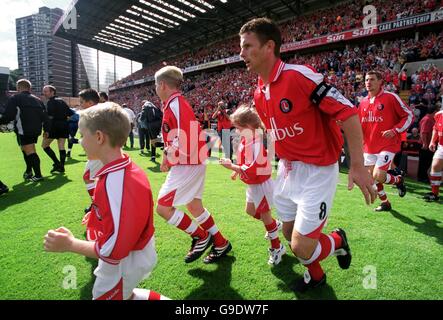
0;0;71;70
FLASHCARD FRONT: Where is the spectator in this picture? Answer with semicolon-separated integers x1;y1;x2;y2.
399;69;408;90
136;102;150;155
122;104;136;149
212;101;233;160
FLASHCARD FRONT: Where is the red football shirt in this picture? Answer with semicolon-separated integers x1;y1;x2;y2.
237;135;271;185
93;155;155;265
434;111;443;146
162;92;208;166
253;59;357;166
359;89;414;154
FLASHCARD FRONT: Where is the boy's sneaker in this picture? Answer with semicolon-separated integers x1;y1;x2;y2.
423;192;440;202
30;176;44;182
332;228;352;269
374;201;391;212
264;220;283;240
292;271;326;293
268;244;286;266
203;241;232;264
66;151;71;158
184;233;213;263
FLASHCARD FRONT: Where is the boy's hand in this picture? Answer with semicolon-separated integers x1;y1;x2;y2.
44;227;74;253
230;171;238;180
160;157;170;172
219;158;233;169
160;163;170;172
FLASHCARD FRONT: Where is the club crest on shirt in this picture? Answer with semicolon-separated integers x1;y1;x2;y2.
279;98;292;113
377;104;384;111
163;123;170;133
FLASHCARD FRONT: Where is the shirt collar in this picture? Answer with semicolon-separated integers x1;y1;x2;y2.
258;59;285;88
163;91;181;110
367;88;385;101
94;154;131;178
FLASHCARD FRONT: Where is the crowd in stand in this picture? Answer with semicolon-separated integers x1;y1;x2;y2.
110;31;443;120
289;31;443;105
111;0;441;88
280;0;439;43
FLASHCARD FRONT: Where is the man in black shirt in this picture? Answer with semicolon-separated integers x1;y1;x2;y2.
41;85;74;173
140;101;162;161
0;79;49;182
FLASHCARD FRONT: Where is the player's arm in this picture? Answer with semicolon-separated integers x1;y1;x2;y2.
305;76;375;204
341;115;376;205
44;227;98;259
382;96;414;139
219;158;242;173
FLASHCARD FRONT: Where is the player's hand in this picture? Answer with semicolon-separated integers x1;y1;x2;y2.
348;165;376;205
381;129;396;139
231;171;238;180
429;143;436;152
44;227;74;253
219;158;233;169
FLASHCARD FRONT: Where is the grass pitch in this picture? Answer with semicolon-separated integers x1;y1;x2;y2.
0;132;442;300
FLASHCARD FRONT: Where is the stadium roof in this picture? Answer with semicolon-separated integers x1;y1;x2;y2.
54;0;339;64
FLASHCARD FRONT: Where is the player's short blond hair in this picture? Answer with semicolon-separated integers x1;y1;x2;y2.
17;79;32;91
79;102;130;148
155;66;183;89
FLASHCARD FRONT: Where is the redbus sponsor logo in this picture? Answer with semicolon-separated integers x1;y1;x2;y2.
269;117;304;141
361;111;384;123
